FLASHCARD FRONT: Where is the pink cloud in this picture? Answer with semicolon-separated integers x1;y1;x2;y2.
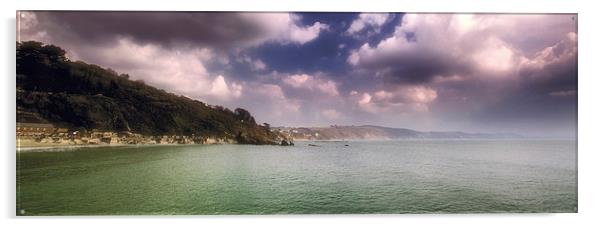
351;86;438;113
282;74;340;96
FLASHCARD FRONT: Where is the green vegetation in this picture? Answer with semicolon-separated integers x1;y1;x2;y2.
16;41;282;145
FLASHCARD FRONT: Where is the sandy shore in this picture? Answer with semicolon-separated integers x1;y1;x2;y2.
15;138;253;152
17;143;152;152
16;139;199;152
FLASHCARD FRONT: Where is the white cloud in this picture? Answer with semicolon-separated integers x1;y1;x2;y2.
346;13;391;35
246;13;329;45
243;83;301;119
282;74;339;96
358;92;372;105
238;55;268;71
209;75;243;100
288;22;329;44
374;90;394;100
18;12;48;42
252;60;267;71
472;37;517;74
519;32;578;77
351;86;438;113
286;74;310;85
347;51;360;66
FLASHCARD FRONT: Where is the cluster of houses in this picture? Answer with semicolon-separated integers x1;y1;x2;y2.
16;122;233;146
273;127;321;141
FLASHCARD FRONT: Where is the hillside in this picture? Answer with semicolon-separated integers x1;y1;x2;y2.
16;41;285;145
275;125;522;140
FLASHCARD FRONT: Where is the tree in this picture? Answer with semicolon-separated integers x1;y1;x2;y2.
234;108;255;124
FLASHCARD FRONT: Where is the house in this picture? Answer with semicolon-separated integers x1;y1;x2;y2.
16;122;55;137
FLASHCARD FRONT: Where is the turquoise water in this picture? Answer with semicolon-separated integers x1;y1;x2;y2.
16;140;577;215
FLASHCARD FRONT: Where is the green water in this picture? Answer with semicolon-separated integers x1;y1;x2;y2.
16;140;577;215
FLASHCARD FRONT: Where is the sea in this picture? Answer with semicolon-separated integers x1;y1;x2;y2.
16;139;577;215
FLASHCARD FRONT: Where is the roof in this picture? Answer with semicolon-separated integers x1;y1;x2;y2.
17;122;55;128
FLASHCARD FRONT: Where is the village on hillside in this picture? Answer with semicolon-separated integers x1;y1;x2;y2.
16;122;240;148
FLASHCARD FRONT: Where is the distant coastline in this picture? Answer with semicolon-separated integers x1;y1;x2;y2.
16;124;527;152
275;125;523;141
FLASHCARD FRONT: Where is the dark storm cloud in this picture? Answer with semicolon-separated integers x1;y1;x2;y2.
365;49;472;84
518;34;578;95
473;34;577;129
23;11;329;51
29;12;270;49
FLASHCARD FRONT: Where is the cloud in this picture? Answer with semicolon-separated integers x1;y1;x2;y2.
282;74;339;96
351;85;438;113
20;12;329;51
252;60;267;71
346;13;391;35
285;21;329;44
209;75;243;100
233;83;301;124
237;55;268;71
60;37;243;102
519;32;578;80
471;37;518;74
347;14;576;84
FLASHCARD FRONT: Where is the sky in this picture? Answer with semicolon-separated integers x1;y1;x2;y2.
18;12;577;137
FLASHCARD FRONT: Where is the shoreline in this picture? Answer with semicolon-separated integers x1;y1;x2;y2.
16;143;205;152
16;139;293;152
17;138;574;152
15;139;243;153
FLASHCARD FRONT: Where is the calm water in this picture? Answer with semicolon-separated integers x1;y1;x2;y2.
16;140;577;215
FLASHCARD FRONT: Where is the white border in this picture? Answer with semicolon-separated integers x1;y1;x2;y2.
2;0;601;226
